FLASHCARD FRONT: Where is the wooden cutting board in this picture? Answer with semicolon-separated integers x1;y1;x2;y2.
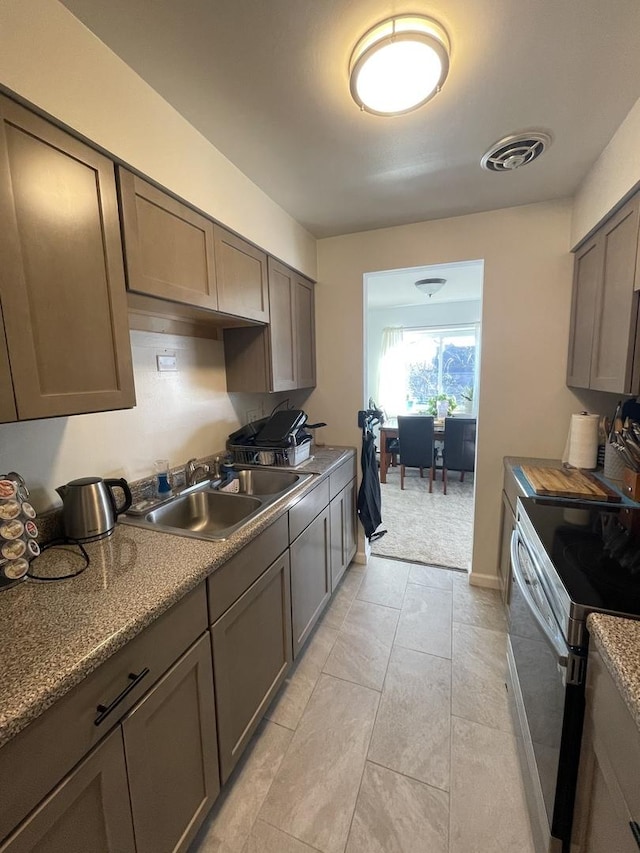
521;465;622;503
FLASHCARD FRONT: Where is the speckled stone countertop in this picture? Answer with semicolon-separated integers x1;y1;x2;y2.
587;613;640;732
0;447;354;749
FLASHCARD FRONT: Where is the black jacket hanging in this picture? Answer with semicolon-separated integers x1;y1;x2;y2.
357;428;386;541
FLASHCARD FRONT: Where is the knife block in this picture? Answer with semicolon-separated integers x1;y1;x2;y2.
622;468;640;501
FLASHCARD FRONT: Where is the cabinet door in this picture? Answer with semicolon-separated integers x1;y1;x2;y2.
290;506;331;658
0;96;135;419
268;257;297;391
122;634;219;853
498;491;515;606
214;225;269;322
211;552;292;782
118;168;218;311
590;196;640;393
294;276;316;389
567;237;602;389
0;301;16;423
0;728;135;853
330;480;357;591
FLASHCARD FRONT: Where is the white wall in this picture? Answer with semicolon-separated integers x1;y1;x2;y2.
308;199;583;586
0;331;302;512
0;0;316;278
572;94;640;247
366;301;482;409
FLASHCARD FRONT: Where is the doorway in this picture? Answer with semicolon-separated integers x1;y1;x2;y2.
364;260;484;572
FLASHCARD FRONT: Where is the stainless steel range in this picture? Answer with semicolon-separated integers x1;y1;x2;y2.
507;497;640;853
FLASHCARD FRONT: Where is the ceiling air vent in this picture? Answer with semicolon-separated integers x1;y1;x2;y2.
480;132;552;172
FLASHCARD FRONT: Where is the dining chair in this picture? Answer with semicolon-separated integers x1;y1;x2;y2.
386;436;400;468
397;416;435;492
442;417;476;494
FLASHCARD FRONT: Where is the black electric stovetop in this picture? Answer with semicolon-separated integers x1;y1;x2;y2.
520;497;640;618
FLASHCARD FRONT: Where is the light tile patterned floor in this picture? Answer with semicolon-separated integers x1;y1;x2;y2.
190;555;536;853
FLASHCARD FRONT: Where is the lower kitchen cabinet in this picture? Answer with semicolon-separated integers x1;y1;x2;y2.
573;650;640;853
498;489;515;606
211;552;292;782
290;505;331;658
0;727;136;853
2;634;218;853
123;633;219;853
330;479;357;591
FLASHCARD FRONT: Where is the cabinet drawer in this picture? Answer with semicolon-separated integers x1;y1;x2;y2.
289;478;330;542
0;584;207;842
207;514;288;622
588;650;640;818
329;456;356;500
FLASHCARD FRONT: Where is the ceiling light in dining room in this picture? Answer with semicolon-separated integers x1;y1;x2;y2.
415;277;446;297
349;15;450;116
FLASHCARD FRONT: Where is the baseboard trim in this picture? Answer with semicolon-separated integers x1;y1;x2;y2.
469;572;501;590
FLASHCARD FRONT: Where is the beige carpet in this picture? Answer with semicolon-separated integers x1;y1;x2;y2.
372;467;474;570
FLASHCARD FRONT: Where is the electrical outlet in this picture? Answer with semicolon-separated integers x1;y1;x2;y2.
246;407;262;423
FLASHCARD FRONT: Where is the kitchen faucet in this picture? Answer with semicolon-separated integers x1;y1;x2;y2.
184;458;211;487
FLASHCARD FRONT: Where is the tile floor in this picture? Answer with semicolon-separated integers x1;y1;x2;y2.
190;555;536;853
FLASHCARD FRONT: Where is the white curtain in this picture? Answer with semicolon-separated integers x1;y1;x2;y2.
377;327;405;416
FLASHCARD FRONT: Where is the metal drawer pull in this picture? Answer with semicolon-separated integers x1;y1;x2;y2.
630;821;640;849
95;668;150;726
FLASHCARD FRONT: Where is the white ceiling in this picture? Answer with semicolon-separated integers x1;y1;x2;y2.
61;0;640;238
366;260;483;309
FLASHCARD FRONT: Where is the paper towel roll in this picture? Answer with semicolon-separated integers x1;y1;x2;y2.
567;413;600;469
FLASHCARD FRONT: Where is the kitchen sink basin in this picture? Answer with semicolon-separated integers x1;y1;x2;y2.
234;469;301;495
121;468;313;541
146;491;262;537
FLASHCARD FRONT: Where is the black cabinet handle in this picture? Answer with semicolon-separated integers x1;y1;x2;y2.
94;668;150;726
630;821;640;849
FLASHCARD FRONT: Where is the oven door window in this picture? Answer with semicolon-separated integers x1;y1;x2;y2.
509;529;570;836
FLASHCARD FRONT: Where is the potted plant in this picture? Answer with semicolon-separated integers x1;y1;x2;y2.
460;386;474;414
427;393;457;417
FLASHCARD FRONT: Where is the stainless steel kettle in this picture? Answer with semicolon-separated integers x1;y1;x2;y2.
56;477;132;542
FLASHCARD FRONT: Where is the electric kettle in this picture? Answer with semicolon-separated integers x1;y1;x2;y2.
56;477;132;542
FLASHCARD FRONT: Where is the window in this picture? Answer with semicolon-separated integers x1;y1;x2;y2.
378;325;478;415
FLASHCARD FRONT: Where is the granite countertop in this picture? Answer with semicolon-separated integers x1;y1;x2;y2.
0;447;354;749
587;612;640;733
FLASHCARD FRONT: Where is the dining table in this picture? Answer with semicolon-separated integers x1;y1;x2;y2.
378;417;445;484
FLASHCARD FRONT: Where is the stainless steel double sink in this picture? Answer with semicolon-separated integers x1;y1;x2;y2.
121;468;312;541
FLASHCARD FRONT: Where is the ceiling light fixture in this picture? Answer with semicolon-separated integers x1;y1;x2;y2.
415;277;446;298
349;15;450;116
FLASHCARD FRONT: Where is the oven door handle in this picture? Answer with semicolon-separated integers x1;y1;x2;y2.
510;529;568;667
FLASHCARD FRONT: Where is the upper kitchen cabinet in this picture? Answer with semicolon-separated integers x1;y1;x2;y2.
224;258;316;392
118;168;218;311
214;225;269;322
567;193;640;394
0;96;135;421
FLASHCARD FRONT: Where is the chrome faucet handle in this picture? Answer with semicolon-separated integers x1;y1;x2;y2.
184;458;211;487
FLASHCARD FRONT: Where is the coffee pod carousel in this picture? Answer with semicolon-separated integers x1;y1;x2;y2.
0;472;39;590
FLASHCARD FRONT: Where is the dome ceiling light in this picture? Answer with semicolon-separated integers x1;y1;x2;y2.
349;15;450;116
415;277;446;298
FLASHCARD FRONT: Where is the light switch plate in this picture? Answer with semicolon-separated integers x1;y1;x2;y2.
156;353;177;372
